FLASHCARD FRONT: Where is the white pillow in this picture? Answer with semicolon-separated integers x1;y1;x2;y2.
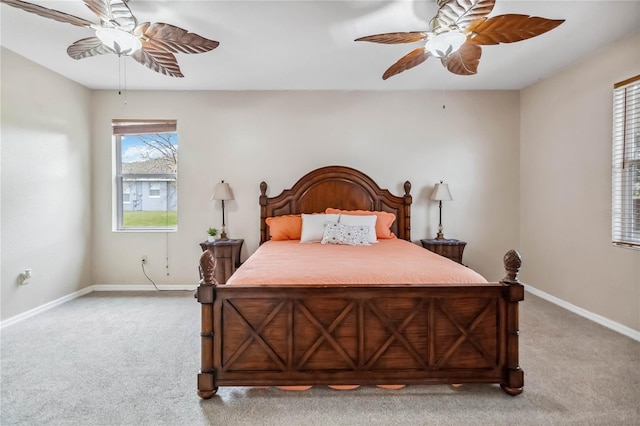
321;222;371;246
338;214;377;243
300;213;340;243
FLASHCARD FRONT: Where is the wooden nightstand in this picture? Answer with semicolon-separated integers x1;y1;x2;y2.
199;239;244;284
421;238;467;264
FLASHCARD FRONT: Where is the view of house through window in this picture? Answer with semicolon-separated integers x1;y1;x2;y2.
113;120;178;231
612;76;640;248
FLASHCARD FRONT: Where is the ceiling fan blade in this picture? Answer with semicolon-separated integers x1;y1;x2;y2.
355;32;429;44
67;36;114;59
441;42;482;75
382;47;430;80
433;0;495;32
0;0;95;28
83;0;137;32
134;22;219;54
132;48;184;78
467;14;565;45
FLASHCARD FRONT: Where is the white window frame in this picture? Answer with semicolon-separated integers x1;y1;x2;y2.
112;120;178;232
612;75;640;249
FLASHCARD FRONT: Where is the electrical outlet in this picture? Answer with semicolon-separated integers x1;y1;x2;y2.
19;269;32;285
141;255;148;264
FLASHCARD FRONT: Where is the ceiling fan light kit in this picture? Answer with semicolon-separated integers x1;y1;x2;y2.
95;27;141;56
424;30;466;58
356;0;565;79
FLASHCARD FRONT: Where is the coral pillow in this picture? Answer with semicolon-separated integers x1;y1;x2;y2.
265;215;302;240
325;208;396;239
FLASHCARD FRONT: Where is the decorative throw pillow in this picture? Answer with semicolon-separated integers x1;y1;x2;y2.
325;208;396;239
300;213;340;243
337;214;378;243
321;222;371;246
266;215;302;240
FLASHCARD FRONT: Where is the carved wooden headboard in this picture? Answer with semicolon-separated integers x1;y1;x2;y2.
259;165;412;244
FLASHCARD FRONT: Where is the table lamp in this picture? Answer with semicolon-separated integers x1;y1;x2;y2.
211;180;234;240
429;181;453;240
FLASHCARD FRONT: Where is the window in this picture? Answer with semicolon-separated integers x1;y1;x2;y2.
612;75;640;248
123;183;132;204
149;182;161;198
113;120;178;231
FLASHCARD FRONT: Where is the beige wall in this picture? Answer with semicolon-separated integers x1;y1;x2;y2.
90;90;521;286
1;48;93;320
520;31;640;331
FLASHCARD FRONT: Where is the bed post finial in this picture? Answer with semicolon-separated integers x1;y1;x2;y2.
199;250;217;286
502;249;522;284
260;181;267;198
404;181;411;196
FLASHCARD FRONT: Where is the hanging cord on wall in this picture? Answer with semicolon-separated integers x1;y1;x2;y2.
166;230;170;276
141;261;160;291
165;192;171;276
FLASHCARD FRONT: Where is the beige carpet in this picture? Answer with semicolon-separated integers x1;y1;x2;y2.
1;290;638;425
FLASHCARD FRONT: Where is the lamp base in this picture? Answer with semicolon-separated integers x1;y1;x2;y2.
435;231;445;240
219;231;229;241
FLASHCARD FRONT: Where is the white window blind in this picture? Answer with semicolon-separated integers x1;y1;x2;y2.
112;119;177;136
612;75;640;248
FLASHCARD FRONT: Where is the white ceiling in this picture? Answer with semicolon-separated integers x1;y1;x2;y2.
1;0;639;91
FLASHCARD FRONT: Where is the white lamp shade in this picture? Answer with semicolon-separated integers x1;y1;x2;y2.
211;182;234;201
430;183;453;201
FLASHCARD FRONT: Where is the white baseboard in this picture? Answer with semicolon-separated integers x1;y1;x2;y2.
1;284;197;329
525;284;640;342
91;284;197;292
1;286;93;329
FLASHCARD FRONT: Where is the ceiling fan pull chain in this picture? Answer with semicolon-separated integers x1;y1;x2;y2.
442;87;446;110
117;55;128;105
118;55;122;96
124;56;128;105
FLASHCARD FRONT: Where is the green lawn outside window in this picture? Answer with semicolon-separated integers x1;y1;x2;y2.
123;211;177;227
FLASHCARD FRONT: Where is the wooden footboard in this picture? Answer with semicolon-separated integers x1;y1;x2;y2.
196;250;524;398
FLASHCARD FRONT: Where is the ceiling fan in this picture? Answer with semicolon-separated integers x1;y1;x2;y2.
355;0;564;79
0;0;219;78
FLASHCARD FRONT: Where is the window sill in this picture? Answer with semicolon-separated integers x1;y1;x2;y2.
114;228;178;233
612;242;640;251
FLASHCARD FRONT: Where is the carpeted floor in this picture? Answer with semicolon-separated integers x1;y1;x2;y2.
1;290;638;425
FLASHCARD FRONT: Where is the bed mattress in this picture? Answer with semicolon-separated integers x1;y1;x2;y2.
226;239;487;285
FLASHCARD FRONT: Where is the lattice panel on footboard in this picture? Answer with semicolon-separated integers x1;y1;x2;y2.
213;286;506;385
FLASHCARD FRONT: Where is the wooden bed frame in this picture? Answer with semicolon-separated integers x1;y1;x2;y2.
196;165;524;398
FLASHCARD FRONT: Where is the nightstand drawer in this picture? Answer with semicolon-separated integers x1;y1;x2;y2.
420;239;466;264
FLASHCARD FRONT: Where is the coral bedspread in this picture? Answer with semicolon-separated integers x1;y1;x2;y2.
226;239;487;285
